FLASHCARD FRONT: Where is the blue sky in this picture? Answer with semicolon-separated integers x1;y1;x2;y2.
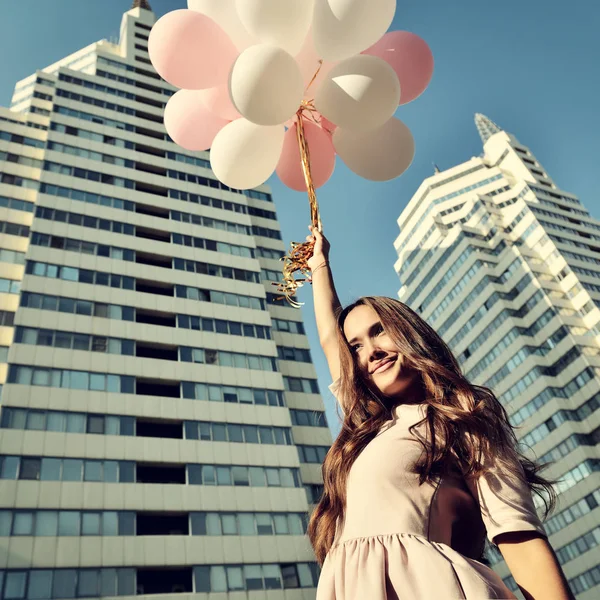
1;1;598;435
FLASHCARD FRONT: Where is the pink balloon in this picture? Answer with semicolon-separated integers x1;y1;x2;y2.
276;119;335;192
363;31;434;105
164;90;230;151
149;9;238;90
198;85;241;121
320;115;337;138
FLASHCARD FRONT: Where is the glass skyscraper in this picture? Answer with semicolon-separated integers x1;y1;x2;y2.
0;1;330;597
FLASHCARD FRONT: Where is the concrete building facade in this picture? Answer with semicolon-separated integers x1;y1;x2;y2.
0;2;330;598
394;114;600;598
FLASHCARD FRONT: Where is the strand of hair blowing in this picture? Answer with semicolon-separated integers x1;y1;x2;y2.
307;297;559;566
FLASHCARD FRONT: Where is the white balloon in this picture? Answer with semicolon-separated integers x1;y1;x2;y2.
210;120;285;189
236;0;314;56
333;117;415;181
188;0;257;51
229;45;304;126
313;0;396;62
315;55;400;132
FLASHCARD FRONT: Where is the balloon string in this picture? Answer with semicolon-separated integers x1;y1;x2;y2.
275;104;322;308
305;59;323;95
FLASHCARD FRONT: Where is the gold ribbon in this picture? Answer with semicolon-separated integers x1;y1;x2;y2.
274;62;325;308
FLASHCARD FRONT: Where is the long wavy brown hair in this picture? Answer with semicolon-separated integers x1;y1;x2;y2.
307;296;560;566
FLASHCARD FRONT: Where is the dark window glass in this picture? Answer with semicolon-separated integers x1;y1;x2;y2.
19;458;41;480
52;570;77;599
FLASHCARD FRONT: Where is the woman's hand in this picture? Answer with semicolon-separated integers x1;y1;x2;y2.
306;225;330;271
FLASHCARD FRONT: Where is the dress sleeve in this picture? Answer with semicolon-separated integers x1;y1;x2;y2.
328;379;346;414
464;451;548;545
328;379;341;397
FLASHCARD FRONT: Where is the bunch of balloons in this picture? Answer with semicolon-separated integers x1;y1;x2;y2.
148;0;434;192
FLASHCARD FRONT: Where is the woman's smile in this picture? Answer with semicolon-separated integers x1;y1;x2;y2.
372;357;396;374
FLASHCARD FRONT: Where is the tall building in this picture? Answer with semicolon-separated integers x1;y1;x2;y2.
0;1;331;597
393;114;600;598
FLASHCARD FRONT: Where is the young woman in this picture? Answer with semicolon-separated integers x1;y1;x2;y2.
305;226;575;599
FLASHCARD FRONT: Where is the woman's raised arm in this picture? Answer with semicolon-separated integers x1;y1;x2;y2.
307;226;342;382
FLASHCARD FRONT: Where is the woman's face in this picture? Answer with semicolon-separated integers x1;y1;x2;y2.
343;305;420;399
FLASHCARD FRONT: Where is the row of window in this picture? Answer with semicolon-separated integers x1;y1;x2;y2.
0;130;45;148
1;408;133;437
175;314;271;339
174;285;265;310
19;292;265;332
277;345;312;363
272;317;305;334
181;382;285;406
521;393;599;449
171;231;254;258
528;184;582;206
0;171;39;190
171;208;251;236
497;347;585;405
568;564;600;596
538;216;600;242
0;195;35;213
0;509;307;538
0;560;318;598
97;53;172;85
7;364;288;406
0;248;25;266
0;510;132;537
181;346;278;372
172;256;260;283
0;115;47;131
0;278;20;294
0;407;303;444
47;141;131;166
297;445;329;464
31;232;136;262
289;408;328;427
0;219;29;238
184;421;292;445
25;259;261;299
537;431;597;472
0;456;301;488
28;106;51;117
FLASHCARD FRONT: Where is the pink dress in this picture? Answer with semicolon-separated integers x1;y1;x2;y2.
316;382;548;599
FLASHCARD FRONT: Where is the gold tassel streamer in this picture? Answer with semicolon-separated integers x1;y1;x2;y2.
274;104;323;308
273;61;325;308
